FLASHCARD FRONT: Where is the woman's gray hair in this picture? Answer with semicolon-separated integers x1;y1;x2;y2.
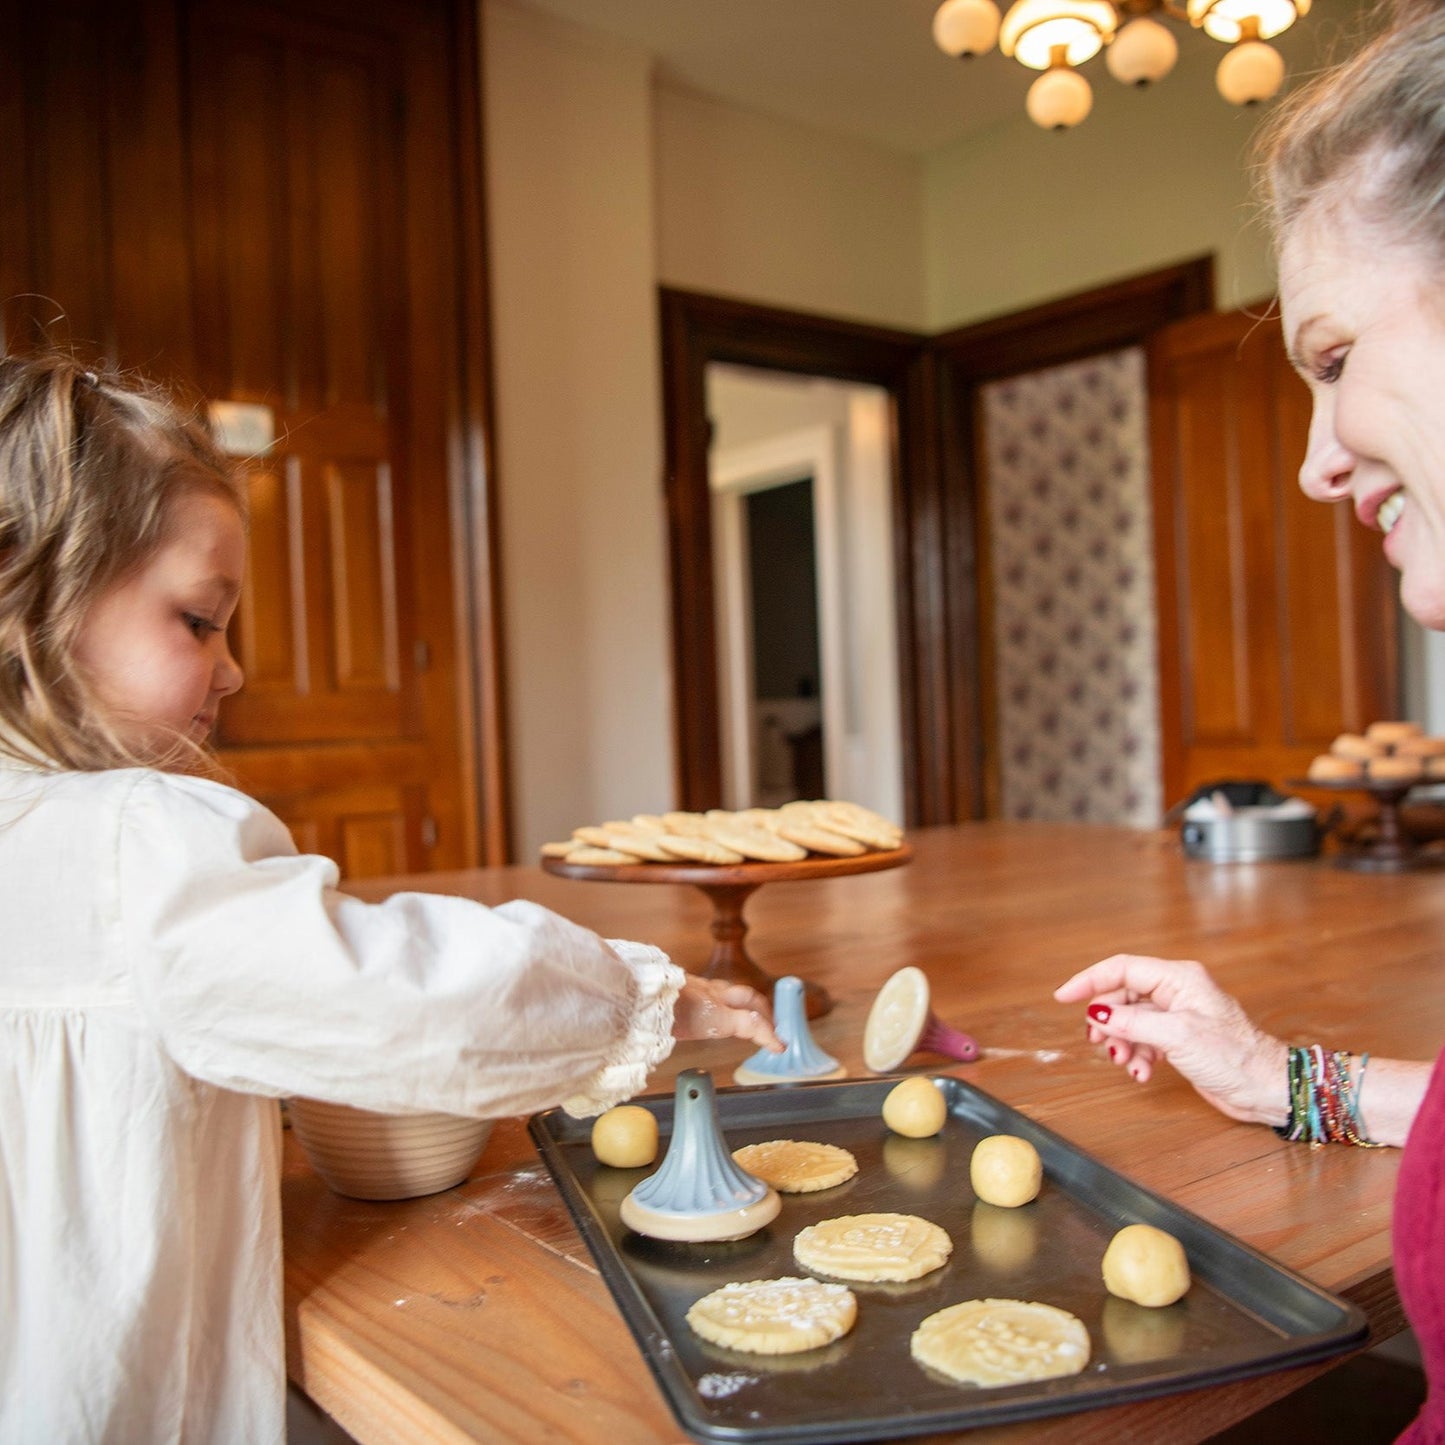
1255;1;1445;258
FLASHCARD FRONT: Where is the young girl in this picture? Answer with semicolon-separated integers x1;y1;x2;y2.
0;353;781;1444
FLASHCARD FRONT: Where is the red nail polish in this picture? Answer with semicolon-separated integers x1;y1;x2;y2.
1087;1003;1112;1024
1108;1044;1120;1062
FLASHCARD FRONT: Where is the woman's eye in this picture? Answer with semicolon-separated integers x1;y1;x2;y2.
1315;350;1347;384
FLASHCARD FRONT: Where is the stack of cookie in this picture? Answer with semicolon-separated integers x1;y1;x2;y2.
541;799;903;867
1307;720;1445;784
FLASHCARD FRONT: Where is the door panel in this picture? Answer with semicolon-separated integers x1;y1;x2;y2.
1150;308;1397;803
0;0;503;877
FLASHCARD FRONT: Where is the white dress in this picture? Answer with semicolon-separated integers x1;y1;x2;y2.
0;761;683;1444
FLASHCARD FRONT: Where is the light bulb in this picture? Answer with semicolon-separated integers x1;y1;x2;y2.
1026;65;1094;128
933;0;1003;57
1106;15;1179;86
1001;0;1116;69
1215;37;1285;104
1188;0;1308;43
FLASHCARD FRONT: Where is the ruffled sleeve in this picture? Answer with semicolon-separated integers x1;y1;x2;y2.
113;771;685;1118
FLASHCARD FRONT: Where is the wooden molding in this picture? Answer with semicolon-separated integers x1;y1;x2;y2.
658;289;930;817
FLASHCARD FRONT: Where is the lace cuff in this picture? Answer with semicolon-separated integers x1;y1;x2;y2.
560;941;685;1117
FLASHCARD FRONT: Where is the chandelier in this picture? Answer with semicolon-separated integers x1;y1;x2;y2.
932;0;1311;130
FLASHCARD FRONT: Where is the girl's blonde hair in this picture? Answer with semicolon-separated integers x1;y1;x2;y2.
0;353;246;772
1255;1;1445;255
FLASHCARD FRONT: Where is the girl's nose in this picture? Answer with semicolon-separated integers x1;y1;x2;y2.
1298;403;1354;503
214;640;244;697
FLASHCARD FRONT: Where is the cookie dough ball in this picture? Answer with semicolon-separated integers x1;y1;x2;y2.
970;1134;1042;1208
882;1077;947;1138
590;1105;658;1168
1101;1223;1191;1307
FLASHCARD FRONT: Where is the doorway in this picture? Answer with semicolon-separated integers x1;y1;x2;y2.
708;366;903;820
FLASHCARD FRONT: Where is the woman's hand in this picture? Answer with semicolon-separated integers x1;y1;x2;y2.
1054;955;1288;1127
672;977;783;1053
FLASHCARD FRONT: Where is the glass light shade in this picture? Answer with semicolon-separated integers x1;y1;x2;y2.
1188;0;1308;43
1026;64;1094;127
1215;37;1285;103
933;0;1003;57
1000;0;1117;69
1105;15;1179;85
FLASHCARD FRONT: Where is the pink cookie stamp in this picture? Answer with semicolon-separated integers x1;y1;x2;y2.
863;965;979;1072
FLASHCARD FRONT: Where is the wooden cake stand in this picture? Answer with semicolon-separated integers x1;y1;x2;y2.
541;844;913;1018
1290;776;1444;872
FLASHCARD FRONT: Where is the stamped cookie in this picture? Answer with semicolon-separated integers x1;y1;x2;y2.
732;1140;858;1194
910;1298;1090;1387
815;801;903;850
565;846;639;866
776;822;866;857
793;1212;952;1283
661;811;713;837
539;840;575;858
656;834;746;865
702;815;808;862
571;825;674;861
685;1277;858;1355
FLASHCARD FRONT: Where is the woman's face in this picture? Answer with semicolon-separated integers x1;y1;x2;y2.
1280;202;1445;628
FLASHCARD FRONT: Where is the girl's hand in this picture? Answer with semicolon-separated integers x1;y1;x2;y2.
673;977;783;1053
1054;954;1288;1127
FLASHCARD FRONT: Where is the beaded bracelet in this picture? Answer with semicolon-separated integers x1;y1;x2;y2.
1274;1045;1383;1146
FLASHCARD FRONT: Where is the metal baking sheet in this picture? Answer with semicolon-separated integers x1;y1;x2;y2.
528;1075;1366;1443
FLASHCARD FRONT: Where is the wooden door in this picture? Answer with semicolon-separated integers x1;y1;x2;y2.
0;0;504;876
1149;308;1398;804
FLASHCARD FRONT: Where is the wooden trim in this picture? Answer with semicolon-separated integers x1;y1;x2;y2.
930;256;1216;820
658;288;931;818
447;0;511;864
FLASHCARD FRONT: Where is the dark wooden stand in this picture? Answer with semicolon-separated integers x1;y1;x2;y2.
1292;777;1443;871
541;845;913;1018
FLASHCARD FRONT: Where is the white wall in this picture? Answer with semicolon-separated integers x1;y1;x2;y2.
923;6;1376;329
655;85;927;331
480;0;1389;855
484;1;674;855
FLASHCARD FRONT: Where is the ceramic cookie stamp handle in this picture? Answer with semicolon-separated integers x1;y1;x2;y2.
619;1069;781;1241
734;975;848;1086
864;965;979;1073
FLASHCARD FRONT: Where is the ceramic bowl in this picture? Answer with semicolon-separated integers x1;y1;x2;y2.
286;1098;494;1201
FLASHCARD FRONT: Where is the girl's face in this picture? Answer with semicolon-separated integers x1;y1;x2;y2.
1280;201;1445;628
73;491;246;760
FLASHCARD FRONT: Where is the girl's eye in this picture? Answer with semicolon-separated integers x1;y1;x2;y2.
1315;350;1347;384
183;613;219;638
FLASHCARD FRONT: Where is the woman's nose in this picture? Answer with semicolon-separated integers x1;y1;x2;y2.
1298;403;1354;502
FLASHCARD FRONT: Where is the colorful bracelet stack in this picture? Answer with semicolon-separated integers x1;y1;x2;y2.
1274;1045;1382;1146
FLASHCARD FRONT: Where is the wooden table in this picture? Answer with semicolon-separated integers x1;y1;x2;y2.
283;823;1445;1443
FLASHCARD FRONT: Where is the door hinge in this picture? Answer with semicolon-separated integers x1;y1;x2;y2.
420;816;439;849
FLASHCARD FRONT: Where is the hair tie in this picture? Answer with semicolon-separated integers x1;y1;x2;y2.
79;370;98;388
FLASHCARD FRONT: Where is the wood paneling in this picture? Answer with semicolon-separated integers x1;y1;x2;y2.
1150;308;1398;802
0;0;506;876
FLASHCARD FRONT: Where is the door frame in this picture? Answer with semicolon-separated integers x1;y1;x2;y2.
711;424;843;810
659;288;939;819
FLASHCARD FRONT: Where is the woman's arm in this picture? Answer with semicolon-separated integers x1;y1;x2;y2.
1054;953;1430;1146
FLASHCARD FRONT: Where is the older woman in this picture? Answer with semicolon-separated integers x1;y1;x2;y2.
1056;3;1445;1439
